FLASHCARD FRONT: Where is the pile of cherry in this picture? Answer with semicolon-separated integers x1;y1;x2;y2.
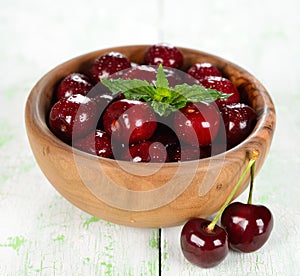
48;44;273;268
49;43;257;162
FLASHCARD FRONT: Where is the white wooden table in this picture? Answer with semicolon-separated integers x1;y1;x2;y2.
1;0;300;275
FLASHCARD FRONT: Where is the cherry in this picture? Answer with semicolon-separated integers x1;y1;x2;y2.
219;103;256;149
174;102;220;147
180;218;229;268
180;151;266;268
163;67;184;87
168;145;201;162
200;143;227;158
144;43;184;68
102;99;157;144
49;94;98;143
122;65;183;87
55;73;93;101
150;122;179;149
73;129;113;158
93;93;125;129
121;141;168;163
122;65;157;85
200;76;240;108
187;63;222;80
221;202;273;253
221;152;273;252
89;52;131;83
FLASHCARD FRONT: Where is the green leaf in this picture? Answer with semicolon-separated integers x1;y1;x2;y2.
173;84;231;104
151;101;177;117
100;66;231;117
101;78;155;101
155;64;169;89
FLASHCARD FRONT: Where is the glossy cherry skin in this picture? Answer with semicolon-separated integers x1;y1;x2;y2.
122;65;183;87
181;218;229;268
144;43;184;68
122;65;157;85
167;145;201;162
103;99;157;144
221;202;273;253
73;129;113;158
174;102;220;147
55;73;93;101
219;103;256;149
187;63;222;80
89;52;131;83
200;76;240;108
121;141;168;163
92;93;125;129
150;122;179;149
49;94;97;143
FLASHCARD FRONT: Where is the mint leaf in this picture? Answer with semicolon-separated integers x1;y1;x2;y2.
101;78;155;101
173;84;231;104
100;66;231;117
151;101;178;117
156;64;169;89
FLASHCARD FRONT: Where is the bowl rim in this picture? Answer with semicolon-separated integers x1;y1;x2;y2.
25;44;276;167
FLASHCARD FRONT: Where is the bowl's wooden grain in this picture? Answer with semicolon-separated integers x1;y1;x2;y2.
25;45;276;228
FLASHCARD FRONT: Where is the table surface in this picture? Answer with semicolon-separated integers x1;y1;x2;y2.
1;0;300;275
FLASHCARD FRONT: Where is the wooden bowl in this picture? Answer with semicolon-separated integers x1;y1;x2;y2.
25;45;276;228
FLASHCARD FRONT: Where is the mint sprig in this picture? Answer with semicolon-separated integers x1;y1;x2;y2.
101;64;230;117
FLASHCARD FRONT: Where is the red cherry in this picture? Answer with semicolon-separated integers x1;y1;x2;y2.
200;143;227;158
162;67;185;87
221;202;273;253
89;52;131;83
219;103;256;149
49;94;97;143
122;65;157;85
200;76;240;108
92;93;125;129
121;141;168;163
174;102;220;147
55;73;93;101
144;43;184;68
167;145;203;162
73;129;113;158
181;218;229;268
187;63;222;80
122;65;183;88
151;122;179;148
102;99;157;144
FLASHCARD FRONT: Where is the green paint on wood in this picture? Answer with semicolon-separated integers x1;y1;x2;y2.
83;216;100;229
0;236;25;252
5;87;18;99
84;257;90;262
163;239;168;260
20;159;36;173
104;220;114;227
147;260;157;276
53;234;65;242
0;121;13;148
149;231;158;249
162;239;169;272
100;262;113;276
259;194;269;204
0;174;10;184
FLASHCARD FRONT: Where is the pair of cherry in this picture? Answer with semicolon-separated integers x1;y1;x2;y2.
180;151;273;268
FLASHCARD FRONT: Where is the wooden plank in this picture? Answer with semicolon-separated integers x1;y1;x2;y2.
0;154;159;275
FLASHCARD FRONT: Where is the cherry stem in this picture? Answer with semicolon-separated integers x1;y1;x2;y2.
247;160;256;204
206;150;259;232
